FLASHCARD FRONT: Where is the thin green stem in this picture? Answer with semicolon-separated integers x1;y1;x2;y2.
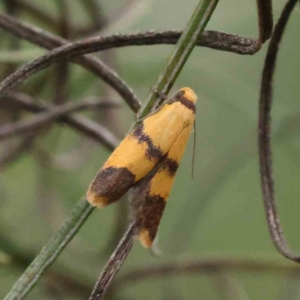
138;0;219;118
4;199;94;300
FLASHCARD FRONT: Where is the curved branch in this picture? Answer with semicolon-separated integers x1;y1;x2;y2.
256;0;273;43
0;29;261;105
0;12;260;56
0;96;119;140
4;93;119;149
3;199;94;300
89;222;139;300
258;0;300;262
115;257;299;287
0;12;141;112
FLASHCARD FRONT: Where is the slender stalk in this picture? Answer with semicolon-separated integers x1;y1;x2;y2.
115;257;298;287
89;222;139;300
0;30;259;109
0;11;261;56
4;199;94;300
138;0;219;118
256;0;273;43
4;93;119;149
0;97;119;140
258;0;300;262
0;12;141;112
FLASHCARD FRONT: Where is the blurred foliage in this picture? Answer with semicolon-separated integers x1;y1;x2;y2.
0;0;300;299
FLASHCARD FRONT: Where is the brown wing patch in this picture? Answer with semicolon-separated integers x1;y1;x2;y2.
178;97;196;113
87;166;135;208
133;192;166;248
132;122;195;248
160;158;179;176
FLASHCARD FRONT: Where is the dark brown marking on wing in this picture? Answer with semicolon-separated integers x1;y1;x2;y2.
90;166;135;204
178;96;196;113
140;193;166;243
168;90;195;113
132;124;164;161
160;158;179;176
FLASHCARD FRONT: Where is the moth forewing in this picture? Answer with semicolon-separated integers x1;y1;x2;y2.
131;117;196;248
86;87;197;241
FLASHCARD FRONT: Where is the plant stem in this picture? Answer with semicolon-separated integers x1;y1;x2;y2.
4;199;94;300
138;0;219;118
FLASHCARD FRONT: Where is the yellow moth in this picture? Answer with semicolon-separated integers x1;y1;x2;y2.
86;87;197;247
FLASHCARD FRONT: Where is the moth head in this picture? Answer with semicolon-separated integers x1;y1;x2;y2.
180;87;197;104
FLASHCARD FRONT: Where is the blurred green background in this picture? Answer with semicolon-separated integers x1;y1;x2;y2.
1;0;300;299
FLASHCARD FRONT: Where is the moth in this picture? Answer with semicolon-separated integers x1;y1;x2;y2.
86;87;197;248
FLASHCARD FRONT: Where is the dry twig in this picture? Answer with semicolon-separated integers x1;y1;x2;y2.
258;0;300;263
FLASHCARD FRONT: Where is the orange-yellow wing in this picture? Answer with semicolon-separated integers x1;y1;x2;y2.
131;114;196;248
86;87;197;209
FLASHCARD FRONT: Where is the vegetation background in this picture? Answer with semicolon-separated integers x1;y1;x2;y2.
0;0;300;299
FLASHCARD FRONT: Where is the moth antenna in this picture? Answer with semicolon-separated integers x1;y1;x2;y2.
192;120;196;179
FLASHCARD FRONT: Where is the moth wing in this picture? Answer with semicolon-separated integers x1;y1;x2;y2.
86;102;186;208
134;123;195;248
